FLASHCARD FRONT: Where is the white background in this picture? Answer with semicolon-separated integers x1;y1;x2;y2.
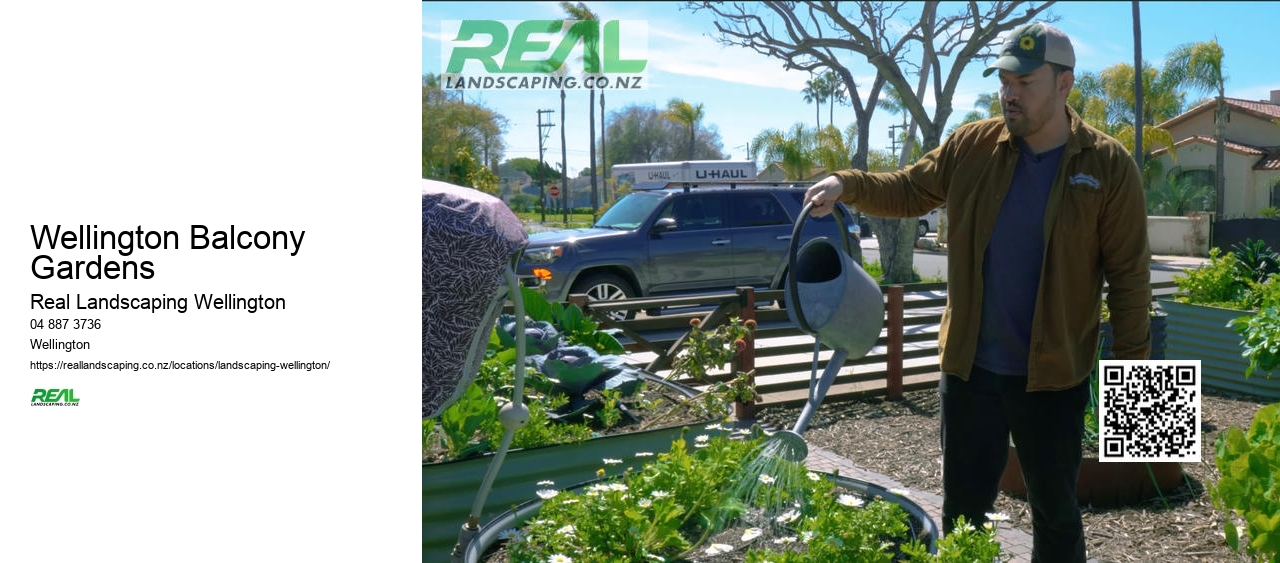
0;2;420;561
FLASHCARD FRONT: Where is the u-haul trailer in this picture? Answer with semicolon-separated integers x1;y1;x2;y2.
612;160;757;189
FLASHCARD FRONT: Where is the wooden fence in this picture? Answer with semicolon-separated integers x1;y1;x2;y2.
570;280;1179;408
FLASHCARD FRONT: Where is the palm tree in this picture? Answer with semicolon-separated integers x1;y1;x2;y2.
801;75;825;131
1166;39;1228;219
1149;167;1215;216
823;70;845;128
752;123;817;180
664;98;705;160
561;2;600;215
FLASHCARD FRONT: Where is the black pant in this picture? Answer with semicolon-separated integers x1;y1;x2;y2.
940;365;1089;563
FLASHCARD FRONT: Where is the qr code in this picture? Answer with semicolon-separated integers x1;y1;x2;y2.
1097;360;1202;463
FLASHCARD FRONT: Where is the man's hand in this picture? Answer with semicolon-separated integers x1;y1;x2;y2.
804;175;844;217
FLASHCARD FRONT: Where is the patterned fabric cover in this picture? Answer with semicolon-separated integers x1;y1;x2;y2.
422;179;527;419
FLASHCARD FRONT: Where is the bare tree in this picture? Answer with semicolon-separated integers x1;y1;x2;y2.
691;1;1056;282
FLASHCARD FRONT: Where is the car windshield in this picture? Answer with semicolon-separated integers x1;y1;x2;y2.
594;192;664;229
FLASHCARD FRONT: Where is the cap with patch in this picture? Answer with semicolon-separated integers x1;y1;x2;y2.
983;22;1075;77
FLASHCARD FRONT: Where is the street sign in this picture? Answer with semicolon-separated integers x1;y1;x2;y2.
548;185;560;197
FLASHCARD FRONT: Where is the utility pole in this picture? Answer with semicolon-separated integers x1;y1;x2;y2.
888;124;906;157
537;109;555;222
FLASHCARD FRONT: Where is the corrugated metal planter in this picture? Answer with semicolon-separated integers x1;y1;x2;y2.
1099;312;1167;360
1158;298;1280;400
462;473;938;562
423;374;723;560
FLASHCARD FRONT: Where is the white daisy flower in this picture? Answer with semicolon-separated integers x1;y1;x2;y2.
537;480;555;486
603;458;623;465
634;451;654;457
548;555;572;563
643;554;665;562
638;498;652;508
556;524;576;536
695;434;710;443
776;509;801;524
608;483;628;492
741;527;763;541
837;494;865;508
984;511;1011;522
704;543;733;555
801;531;816;543
651;490;671;499
561;499;578;505
806;472;820;481
536;489;559;499
705;423;724;431
773;536;797;545
497;528;523;541
758;474;776;484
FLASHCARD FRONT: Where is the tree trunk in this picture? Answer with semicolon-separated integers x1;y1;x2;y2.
1132;1;1143;167
1215;94;1226;219
589;88;598;216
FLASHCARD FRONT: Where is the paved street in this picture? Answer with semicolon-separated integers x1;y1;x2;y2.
860;233;1205;285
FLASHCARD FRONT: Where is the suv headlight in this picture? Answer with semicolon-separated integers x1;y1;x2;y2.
523;245;563;264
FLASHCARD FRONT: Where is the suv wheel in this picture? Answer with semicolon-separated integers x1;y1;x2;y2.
917;220;928;238
570;273;637;321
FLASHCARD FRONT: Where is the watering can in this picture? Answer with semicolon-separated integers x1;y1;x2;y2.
770;201;884;461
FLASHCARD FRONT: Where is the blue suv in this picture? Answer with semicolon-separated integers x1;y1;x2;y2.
518;184;862;318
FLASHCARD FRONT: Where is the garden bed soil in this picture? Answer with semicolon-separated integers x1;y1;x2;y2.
756;387;1269;562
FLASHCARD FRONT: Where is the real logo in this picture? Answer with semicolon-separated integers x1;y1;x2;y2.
441;20;648;91
32;388;80;406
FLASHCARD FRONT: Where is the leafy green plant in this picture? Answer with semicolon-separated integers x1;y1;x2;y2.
425;289;722;463
1211;402;1280;561
669;316;756;384
1173;247;1249;308
1231;239;1280;285
501;433;1002;562
1228;305;1280;380
1260;206;1280;219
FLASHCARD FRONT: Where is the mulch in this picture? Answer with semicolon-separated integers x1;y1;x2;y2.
756;386;1271;562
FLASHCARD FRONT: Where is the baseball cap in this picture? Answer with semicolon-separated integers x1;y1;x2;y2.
983;22;1075;77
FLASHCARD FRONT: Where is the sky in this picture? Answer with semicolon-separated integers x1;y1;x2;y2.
423;2;1280;178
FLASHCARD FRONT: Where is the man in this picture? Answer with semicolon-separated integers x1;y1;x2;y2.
805;22;1151;563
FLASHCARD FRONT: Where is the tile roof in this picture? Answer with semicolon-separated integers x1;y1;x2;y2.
1148;137;1280;171
1149;135;1265;158
1156;97;1280;129
1257;148;1280;171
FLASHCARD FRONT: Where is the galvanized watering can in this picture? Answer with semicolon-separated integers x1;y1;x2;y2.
771;202;885;460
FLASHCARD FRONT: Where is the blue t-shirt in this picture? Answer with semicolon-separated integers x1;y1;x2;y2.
973;140;1066;375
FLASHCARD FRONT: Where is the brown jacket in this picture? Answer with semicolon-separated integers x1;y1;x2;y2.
833;107;1150;391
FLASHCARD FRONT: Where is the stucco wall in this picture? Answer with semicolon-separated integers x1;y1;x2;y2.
1148;215;1209;256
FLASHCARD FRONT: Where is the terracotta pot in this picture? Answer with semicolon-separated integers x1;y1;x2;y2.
998;446;1184;508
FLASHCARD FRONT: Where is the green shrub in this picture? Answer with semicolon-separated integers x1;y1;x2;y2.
1230;239;1280;284
1212;402;1280;561
1172;247;1248;307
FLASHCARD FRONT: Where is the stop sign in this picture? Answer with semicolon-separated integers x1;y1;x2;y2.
548;185;560;197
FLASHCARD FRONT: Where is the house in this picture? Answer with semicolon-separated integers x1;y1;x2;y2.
1150;90;1280;218
756;162;828;182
